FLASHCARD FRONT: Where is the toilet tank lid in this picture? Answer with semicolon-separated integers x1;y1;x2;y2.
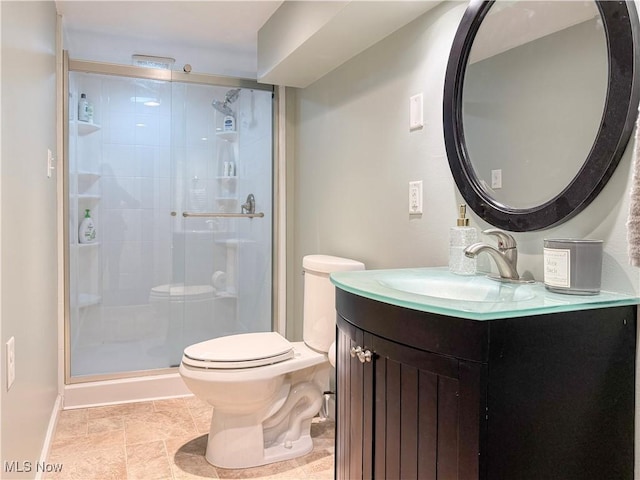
303;255;365;274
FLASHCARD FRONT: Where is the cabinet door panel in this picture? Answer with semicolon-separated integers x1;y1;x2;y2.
373;352;387;478
348;327;365;479
337;326;358;480
366;332;460;480
437;375;460;480
383;359;402;479
400;365;419;479
338;317;478;480
418;370;438;479
336;327;348;480
337;324;372;480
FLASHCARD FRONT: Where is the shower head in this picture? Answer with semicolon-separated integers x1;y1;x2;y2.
212;88;241;116
224;88;241;104
212;99;235;116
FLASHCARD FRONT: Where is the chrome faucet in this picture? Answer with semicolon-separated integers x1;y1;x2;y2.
464;229;519;281
241;193;256;215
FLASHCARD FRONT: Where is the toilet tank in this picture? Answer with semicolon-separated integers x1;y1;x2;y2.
303;255;365;352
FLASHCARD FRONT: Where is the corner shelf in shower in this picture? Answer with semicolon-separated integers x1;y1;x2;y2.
216;131;238;142
75;121;101;136
77;241;101;249
77;171;101;193
215;292;237;300
77;293;102;308
75;194;101;202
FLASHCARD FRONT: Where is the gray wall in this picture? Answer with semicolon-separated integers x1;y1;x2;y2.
464;18;608;209
289;1;640;333
1;1;59;475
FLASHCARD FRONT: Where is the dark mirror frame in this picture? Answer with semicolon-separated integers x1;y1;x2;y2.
444;0;640;232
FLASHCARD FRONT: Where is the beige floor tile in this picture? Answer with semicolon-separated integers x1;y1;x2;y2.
47;445;127;480
184;395;210;410
126;440;173;480
54;409;89;439
48;400;335;480
50;430;126;458
87;401;154;420
88;415;125;434
310;420;334;450
154;397;188;412
189;406;213;434
125;408;198;445
296;448;334;479
165;434;208;458
214;459;307;480
169;435;219;479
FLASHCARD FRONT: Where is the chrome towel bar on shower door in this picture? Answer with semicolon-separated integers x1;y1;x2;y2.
173;194;263;219
171;211;265;218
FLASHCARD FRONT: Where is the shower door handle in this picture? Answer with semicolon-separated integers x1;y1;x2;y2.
171;211;264;218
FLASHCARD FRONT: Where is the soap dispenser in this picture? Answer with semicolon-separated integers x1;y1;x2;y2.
449;204;477;275
79;209;96;244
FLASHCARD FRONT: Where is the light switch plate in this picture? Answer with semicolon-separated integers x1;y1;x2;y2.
409;93;424;130
491;169;502;189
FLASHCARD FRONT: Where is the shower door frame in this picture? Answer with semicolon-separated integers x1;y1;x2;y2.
63;54;282;384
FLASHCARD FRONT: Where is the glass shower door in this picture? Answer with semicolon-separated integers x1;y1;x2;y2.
67;66;273;379
168;83;273;367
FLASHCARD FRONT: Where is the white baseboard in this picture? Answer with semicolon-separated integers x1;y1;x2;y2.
35;394;63;480
63;372;191;409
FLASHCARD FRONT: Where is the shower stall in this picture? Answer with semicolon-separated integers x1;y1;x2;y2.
65;58;275;384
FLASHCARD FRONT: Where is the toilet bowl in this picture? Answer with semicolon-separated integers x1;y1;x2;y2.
178;254;365;469
149;284;216;365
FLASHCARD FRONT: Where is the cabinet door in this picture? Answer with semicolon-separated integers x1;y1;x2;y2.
336;323;370;479
337;319;484;480
366;331;466;480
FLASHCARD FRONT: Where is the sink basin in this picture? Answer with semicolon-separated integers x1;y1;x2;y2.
377;271;536;303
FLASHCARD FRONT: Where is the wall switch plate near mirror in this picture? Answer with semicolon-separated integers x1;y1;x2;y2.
410;93;424;130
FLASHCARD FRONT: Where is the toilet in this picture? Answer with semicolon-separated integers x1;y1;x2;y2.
178;255;365;469
149;284;216;364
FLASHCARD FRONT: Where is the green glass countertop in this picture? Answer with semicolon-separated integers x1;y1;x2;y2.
330;267;640;321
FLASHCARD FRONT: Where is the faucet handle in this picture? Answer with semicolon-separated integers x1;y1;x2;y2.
482;228;517;250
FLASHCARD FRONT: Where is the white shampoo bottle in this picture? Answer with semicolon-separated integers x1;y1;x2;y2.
79;209;96;244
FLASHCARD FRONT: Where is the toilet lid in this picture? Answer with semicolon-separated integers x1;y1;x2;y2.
182;332;294;369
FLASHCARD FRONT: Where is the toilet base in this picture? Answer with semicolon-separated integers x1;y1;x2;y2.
205;427;314;469
203;381;323;469
263;433;314;465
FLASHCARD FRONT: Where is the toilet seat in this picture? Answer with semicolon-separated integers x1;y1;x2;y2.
183;332;294;369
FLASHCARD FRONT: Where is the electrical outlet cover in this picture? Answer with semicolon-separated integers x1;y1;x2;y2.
7;336;15;390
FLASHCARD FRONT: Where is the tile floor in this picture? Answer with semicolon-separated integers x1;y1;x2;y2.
46;396;335;480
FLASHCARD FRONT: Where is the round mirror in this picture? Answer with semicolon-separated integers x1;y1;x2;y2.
444;0;640;231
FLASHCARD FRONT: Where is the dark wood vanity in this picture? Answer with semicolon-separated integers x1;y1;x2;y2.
335;288;636;480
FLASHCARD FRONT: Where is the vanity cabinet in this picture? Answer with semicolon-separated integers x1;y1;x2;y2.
335;288;636;480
